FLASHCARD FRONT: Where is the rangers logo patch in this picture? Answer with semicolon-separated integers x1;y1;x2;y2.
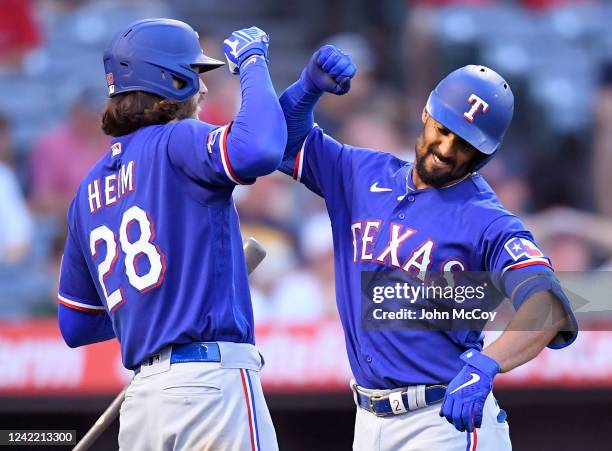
504;237;543;261
463;93;489;123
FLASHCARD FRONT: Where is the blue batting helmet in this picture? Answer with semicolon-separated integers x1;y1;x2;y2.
425;65;514;169
103;18;225;102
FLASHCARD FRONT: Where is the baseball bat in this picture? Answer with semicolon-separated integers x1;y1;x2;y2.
73;237;266;451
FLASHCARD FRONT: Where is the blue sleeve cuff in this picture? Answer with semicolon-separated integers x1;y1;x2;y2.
460;350;500;377
279;81;322;159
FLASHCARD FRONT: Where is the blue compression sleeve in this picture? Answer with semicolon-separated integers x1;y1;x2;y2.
225;57;287;179
279;80;323;156
58;303;116;348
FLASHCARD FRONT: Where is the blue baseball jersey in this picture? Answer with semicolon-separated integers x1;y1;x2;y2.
280;125;577;389
58;119;256;370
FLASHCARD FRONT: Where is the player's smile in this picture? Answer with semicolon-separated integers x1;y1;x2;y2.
413;112;481;189
427;148;455;171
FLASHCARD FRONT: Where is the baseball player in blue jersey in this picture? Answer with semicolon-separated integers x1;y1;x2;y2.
56;19;286;450
278;45;578;450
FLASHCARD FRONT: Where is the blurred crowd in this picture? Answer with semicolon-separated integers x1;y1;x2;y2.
1;0;612;321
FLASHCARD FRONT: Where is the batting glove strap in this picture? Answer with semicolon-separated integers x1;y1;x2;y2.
460;349;501;379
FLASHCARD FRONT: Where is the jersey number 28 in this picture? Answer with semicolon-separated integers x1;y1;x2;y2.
89;205;166;311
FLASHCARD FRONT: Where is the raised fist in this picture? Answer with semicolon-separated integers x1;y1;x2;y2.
223;26;270;75
300;45;357;95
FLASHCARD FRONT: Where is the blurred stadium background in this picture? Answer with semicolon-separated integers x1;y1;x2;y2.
1;0;612;449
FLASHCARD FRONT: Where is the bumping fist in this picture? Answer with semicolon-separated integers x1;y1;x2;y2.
300;45;357;96
223;26;270;75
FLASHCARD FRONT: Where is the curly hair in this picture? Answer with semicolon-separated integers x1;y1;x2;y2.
101;91;197;137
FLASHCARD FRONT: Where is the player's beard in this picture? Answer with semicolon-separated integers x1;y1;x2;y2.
415;145;471;189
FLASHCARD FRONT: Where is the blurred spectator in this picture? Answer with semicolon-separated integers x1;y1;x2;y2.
337;111;409;158
29;87;109;218
0;115;32;264
541;234;592;271
480;159;531;215
237;175;300;323
236;173;299;228
0;114;51;319
410;0;592;7
521;0;595;9
268;213;337;323
316;33;383;135
0;0;42;72
593;61;612;218
525;206;612;270
412;0;494;4
242;223;298;323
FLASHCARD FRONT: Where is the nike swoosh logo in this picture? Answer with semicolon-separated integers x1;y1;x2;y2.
449;373;481;394
242;55;261;68
370;182;393;193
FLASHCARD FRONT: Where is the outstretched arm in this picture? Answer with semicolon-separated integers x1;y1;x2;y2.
280;45;356;155
222;27;287;179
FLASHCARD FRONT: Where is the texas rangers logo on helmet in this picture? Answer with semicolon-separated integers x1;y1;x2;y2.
463;93;489;123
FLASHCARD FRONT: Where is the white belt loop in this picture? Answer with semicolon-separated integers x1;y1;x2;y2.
416;384;427;408
406;386;418;411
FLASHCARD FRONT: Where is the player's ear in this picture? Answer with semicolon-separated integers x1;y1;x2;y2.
421;107;429;125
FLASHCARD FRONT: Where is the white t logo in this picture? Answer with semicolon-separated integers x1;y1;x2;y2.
463;93;489;123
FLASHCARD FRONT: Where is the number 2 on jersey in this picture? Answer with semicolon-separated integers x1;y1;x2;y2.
89;205;166;311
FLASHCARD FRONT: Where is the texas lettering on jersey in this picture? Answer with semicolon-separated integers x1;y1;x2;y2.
351;221;465;276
